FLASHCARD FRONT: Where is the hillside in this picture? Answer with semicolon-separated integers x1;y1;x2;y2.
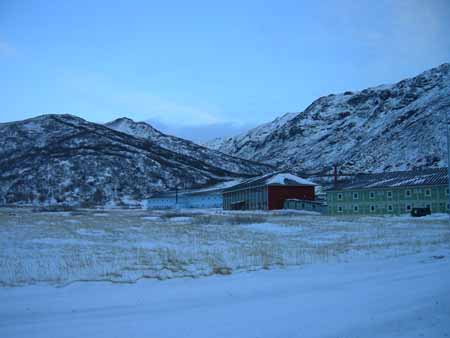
205;63;450;174
105;117;272;176
0;114;271;206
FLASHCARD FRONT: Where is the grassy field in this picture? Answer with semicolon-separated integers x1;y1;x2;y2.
1;207;449;287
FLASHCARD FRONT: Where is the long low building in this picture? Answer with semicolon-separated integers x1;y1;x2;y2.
283;199;327;213
146;190;223;209
145;180;240;209
222;172;316;210
327;167;449;215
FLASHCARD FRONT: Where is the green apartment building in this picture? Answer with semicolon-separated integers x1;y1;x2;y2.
327;168;449;215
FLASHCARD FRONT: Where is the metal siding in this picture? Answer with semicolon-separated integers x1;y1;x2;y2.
224;185;316;211
268;186;315;210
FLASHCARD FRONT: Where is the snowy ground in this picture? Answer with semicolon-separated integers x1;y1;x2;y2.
1;251;449;338
1;208;450;337
1;208;449;286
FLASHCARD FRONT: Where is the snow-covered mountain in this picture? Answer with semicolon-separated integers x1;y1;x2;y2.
0;114;272;206
106;117;163;140
205;63;450;174
105;117;273;176
202;112;297;151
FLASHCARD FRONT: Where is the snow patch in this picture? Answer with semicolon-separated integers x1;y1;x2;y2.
266;173;316;186
141;216;161;221
244;222;302;234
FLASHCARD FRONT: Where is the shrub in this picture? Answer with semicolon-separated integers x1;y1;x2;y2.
212;266;232;275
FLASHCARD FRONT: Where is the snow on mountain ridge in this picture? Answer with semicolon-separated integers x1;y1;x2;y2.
0;114;271;206
204;63;450;173
105;117;163;140
105;117;273;178
202;112;297;152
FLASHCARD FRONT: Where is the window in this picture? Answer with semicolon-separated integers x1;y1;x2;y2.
337;193;343;200
337;206;343;213
447;203;450;211
406;204;412;211
370;205;375;212
425;189;431;197
353;192;359;200
426;204;431;210
369;192;375;199
387;191;393;198
387;204;393;212
446;188;449;196
353;205;359;212
405;189;411;197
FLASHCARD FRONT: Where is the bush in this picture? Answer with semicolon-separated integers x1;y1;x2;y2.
93;188;105;204
32;204;77;212
212;266;232;275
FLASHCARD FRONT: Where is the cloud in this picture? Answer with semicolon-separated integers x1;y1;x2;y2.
145;118;254;143
59;70;263;142
115;91;225;127
116;93;257;142
0;40;17;56
60;70;237;128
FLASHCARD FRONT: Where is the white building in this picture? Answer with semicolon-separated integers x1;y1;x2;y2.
145;180;240;209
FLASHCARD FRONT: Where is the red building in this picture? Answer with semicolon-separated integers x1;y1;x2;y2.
222;172;316;210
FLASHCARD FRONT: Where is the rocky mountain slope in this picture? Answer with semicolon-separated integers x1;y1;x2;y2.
203;112;297;151
205;63;450;174
0;115;271;206
105;117;272;176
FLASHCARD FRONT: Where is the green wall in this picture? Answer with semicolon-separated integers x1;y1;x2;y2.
327;185;449;215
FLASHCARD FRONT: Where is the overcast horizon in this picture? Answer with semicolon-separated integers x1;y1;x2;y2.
1;0;450;141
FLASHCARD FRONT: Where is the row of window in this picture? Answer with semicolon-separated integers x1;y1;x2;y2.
284;201;319;210
149;196;220;203
336;187;446;201
337;203;450;213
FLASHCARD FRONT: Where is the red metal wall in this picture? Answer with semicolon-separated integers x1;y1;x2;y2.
268;186;315;210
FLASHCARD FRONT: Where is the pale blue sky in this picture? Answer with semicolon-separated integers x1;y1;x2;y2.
1;0;449;141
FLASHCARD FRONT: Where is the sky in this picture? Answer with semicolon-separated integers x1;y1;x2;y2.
1;0;449;142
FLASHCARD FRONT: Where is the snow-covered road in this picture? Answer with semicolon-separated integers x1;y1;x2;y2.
1;252;449;338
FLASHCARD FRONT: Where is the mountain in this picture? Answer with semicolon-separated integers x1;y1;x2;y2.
0;114;272;206
205;63;450;174
105;117;272;176
202;112;297;151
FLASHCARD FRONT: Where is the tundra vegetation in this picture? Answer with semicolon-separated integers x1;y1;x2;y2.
1;208;449;287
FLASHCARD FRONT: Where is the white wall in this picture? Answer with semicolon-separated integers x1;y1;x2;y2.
146;194;222;209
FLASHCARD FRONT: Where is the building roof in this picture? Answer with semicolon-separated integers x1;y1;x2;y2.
149;179;242;198
327;167;448;191
223;172;316;193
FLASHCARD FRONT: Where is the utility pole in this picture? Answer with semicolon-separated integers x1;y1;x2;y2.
447;112;450;217
333;164;338;188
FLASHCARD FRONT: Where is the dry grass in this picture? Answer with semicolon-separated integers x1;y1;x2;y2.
0;208;449;287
